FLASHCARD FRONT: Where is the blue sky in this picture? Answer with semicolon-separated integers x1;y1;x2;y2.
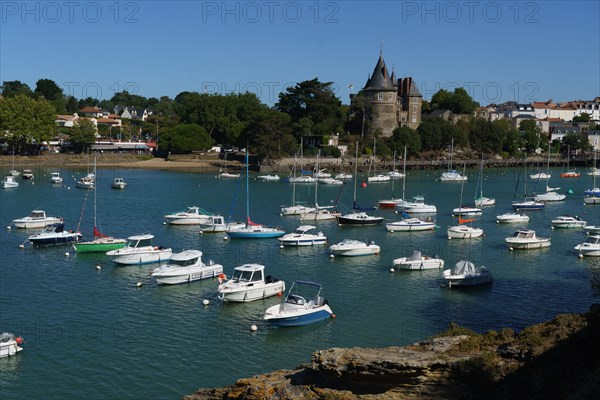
1;1;598;105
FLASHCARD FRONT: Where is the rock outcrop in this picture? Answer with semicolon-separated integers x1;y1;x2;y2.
184;305;600;400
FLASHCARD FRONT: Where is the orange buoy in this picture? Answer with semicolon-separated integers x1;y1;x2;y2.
277;291;283;296
361;181;367;188
330;314;336;319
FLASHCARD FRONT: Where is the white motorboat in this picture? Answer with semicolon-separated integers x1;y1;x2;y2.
443;261;493;288
106;234;172;265
385;217;435;232
256;174;280;181
12;209;62;229
392;250;444;270
387;170;405;179
399;196;437;214
281;204;317;216
111;177;127;189
76;173;95;189
28;223;82;246
289;175;317;184
334;173;352;181
584;151;599;204
367;174;391;183
588;168;600;176
0;332;24;358
452;206;482;217
21;169;34;179
505;229;551;250
447;224;484;239
535;189;566;202
164;206;214;225
8;169;20;177
300;207;340;221
583;225;600;235
151;250;223;285
440;170;467;182
313;169;331;179
551;216;587;229
218;264;285;302
263;280;333;327
318;177;344;185
278;225;327;246
49;172;63;184
574;235;600;257
496;213;529;224
329;239;380;256
199;216;245;233
530;172;551;180
2;175;19;189
584;195;600;205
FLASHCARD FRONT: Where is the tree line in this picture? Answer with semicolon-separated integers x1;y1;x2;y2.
0;78;595;157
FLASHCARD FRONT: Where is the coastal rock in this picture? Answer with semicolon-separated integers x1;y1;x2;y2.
184;306;600;400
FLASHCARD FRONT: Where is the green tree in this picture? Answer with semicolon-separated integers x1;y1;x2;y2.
78;97;99;109
519;119;537;132
345;93;371;136
573;113;591;122
417;119;443;151
66;96;79;113
1;80;33;97
469;118;505;153
34;79;63;101
430;87;479;114
0;95;56;148
110;91;149;108
276;78;344;138
244;109;296;158
562;132;592;153
160;124;214;154
392;126;421;156
70;119;97;152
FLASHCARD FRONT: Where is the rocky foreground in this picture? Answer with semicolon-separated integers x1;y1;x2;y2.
184;305;600;400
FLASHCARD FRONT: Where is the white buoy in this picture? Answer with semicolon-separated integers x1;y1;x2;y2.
223;236;229;241
136;282;143;287
551;226;555;230
280;245;284;249
67;187;71;190
96;265;101;270
250;324;258;332
578;253;584;258
390;268;395;273
199;230;203;234
496;221;499;224
279;213;283;217
202;299;210;306
6;226;11;230
18;244;24;249
163;221;167;225
509;247;514;251
65;252;70;256
330;254;334;259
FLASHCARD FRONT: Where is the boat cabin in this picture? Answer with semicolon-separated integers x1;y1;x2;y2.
513;230;535;239
29;210;47;219
294;225;316;234
584;236;600;244
231;264;265;283
169;250;202;266
126;234;154;248
43;223;65;233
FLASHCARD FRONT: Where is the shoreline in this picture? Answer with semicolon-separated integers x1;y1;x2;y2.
0;153;596;174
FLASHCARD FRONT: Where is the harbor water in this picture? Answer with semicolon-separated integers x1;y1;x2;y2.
1;166;598;399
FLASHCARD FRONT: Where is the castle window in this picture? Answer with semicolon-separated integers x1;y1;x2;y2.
413;105;417;113
378;93;383;101
412;115;416;123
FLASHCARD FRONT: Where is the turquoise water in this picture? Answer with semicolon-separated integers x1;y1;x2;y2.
1;166;598;399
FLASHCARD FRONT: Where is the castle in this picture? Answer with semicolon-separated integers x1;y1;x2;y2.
352;52;422;136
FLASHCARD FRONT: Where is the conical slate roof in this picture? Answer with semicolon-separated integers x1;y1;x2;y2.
391;70;397;86
409;79;422;97
364;55;395;92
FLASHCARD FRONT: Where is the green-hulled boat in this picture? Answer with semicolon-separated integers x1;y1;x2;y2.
73;158;127;253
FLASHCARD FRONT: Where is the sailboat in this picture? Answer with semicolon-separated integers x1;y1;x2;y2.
280;148;316;216
218;151;241;179
9;146;20;176
336;142;384;226
584;149;600;205
76;150;95;189
288;139;316;184
512;163;546;211
534;144;565;202
378;149;405;209
300;151;340;221
447;164;483;239
439;138;467;182
367;138;390;182
74;158;127;252
226;149;285;239
111;155;127;189
474;156;495;206
560;145;580;178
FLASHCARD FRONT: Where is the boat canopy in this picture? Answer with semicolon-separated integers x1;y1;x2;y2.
452;260;476;275
295;225;316;233
170;250;203;262
294;280;322;288
408;250;422;261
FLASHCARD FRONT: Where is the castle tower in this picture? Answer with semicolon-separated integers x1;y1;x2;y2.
362;53;398;137
398;77;422;130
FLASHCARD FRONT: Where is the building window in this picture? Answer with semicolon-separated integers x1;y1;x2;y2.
412;115;416;123
378;93;383;101
412;105;417;113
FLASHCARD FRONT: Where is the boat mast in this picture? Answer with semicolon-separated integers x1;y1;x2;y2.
402;146;407;204
93;157;97;229
291;152;297;206
245;147;250;223
314;150;320;207
546;143;551;188
353;141;359;211
391;150;396;197
449;138;454;171
457;163;466;221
